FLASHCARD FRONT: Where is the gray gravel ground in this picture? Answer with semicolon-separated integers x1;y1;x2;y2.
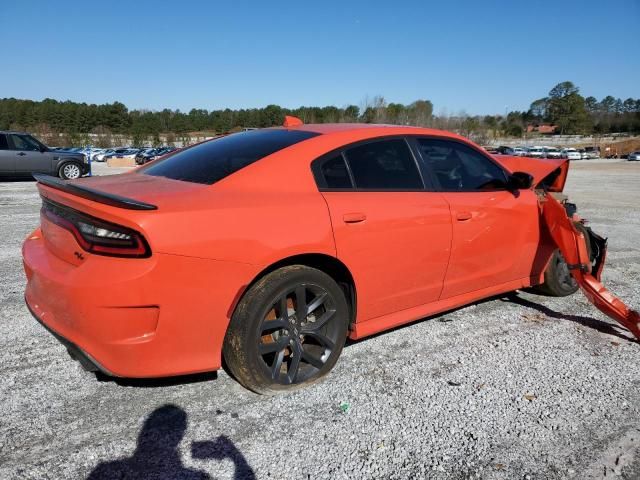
1;160;639;479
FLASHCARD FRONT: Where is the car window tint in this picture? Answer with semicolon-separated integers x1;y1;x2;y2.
142;129;319;185
10;134;41;151
321;154;352;189
0;134;8;150
344;139;423;189
417;138;508;191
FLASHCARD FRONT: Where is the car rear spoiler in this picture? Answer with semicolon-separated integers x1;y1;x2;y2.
32;174;158;211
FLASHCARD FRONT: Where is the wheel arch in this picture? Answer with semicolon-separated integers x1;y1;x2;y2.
56;159;82;178
231;253;357;330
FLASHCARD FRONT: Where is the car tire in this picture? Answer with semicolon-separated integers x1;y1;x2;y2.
534;223;592;297
223;265;350;394
58;162;82;180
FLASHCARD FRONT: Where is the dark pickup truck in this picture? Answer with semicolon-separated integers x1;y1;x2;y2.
0;131;90;180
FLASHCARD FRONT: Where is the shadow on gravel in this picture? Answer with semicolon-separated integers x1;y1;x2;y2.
87;404;256;480
95;371;218;388
502;293;635;342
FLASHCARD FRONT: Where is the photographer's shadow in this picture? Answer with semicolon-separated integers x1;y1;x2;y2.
87;404;255;480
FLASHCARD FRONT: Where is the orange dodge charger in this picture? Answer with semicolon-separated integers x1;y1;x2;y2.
23;121;577;393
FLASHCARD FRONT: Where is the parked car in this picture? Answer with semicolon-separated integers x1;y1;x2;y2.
100;148;127;161
136;146;179;165
526;146;545;158
495;146;515;155
0;131;90;179
93;149;116;162
117;148;140;159
24;121;609;393
103;148;137;161
135;148;158;165
561;148;582;160
577;149;589;160
584;147;600;159
483;146;499;154
628;151;640;161
512;147;527;156
543;147;563;159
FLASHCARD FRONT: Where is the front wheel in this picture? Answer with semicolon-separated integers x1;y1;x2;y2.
534;222;592;297
534;249;579;297
58;162;82;180
223;265;350;394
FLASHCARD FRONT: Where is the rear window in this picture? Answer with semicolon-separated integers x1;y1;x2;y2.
142;129;319;185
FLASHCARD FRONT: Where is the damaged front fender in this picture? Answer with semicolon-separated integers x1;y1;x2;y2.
541;193;640;340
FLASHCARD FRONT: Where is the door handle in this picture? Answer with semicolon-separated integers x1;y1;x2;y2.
17;152;27;156
343;212;366;223
456;211;472;221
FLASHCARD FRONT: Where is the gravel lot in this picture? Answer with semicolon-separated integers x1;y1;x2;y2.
1;160;639;479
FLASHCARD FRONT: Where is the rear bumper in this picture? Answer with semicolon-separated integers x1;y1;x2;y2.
23;229;259;378
26;299;110;374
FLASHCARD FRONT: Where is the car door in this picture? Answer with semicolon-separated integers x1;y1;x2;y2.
414;137;540;299
314;137;452;322
0;134;15;174
8;133;51;174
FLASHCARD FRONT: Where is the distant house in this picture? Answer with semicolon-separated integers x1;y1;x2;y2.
526;124;557;134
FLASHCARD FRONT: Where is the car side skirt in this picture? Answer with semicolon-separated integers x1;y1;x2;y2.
350;276;532;339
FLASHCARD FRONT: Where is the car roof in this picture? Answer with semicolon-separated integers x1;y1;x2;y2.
0;130;31;135
273;123;470;143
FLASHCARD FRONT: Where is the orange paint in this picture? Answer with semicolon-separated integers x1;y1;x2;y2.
22;123;636;379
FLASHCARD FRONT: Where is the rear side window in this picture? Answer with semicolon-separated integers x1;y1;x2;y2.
0;134;8;150
321;154;353;189
142;129;319;185
344;139;423;190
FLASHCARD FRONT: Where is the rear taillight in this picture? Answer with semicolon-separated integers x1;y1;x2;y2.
41;199;151;258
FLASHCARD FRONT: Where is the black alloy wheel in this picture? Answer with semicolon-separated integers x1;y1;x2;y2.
257;283;340;385
223;266;349;394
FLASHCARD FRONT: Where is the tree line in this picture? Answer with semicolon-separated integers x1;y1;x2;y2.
0;82;638;147
0;97;432;138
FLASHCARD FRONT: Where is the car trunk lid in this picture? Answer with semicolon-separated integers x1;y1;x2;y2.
34;172;209;264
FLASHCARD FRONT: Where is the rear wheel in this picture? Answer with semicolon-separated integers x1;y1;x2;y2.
223;265;349;394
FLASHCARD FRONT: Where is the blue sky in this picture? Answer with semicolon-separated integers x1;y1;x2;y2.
1;0;638;115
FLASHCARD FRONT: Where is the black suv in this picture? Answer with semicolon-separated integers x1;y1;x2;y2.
0;131;90;180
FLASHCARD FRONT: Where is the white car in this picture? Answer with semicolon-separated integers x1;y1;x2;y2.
584;148;600;159
93;149;116;162
561;148;582;160
628;151;640;161
526;146;545;158
543;147;563;159
513;147;527;156
113;148;141;160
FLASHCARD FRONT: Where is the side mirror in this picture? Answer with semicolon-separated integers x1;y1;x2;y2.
507;171;534;190
39;144;48;153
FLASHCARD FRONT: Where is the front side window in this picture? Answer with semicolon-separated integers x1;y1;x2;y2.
143;129;319;185
344;139;423;190
9;134;41;152
416;138;508;191
0;134;8;150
